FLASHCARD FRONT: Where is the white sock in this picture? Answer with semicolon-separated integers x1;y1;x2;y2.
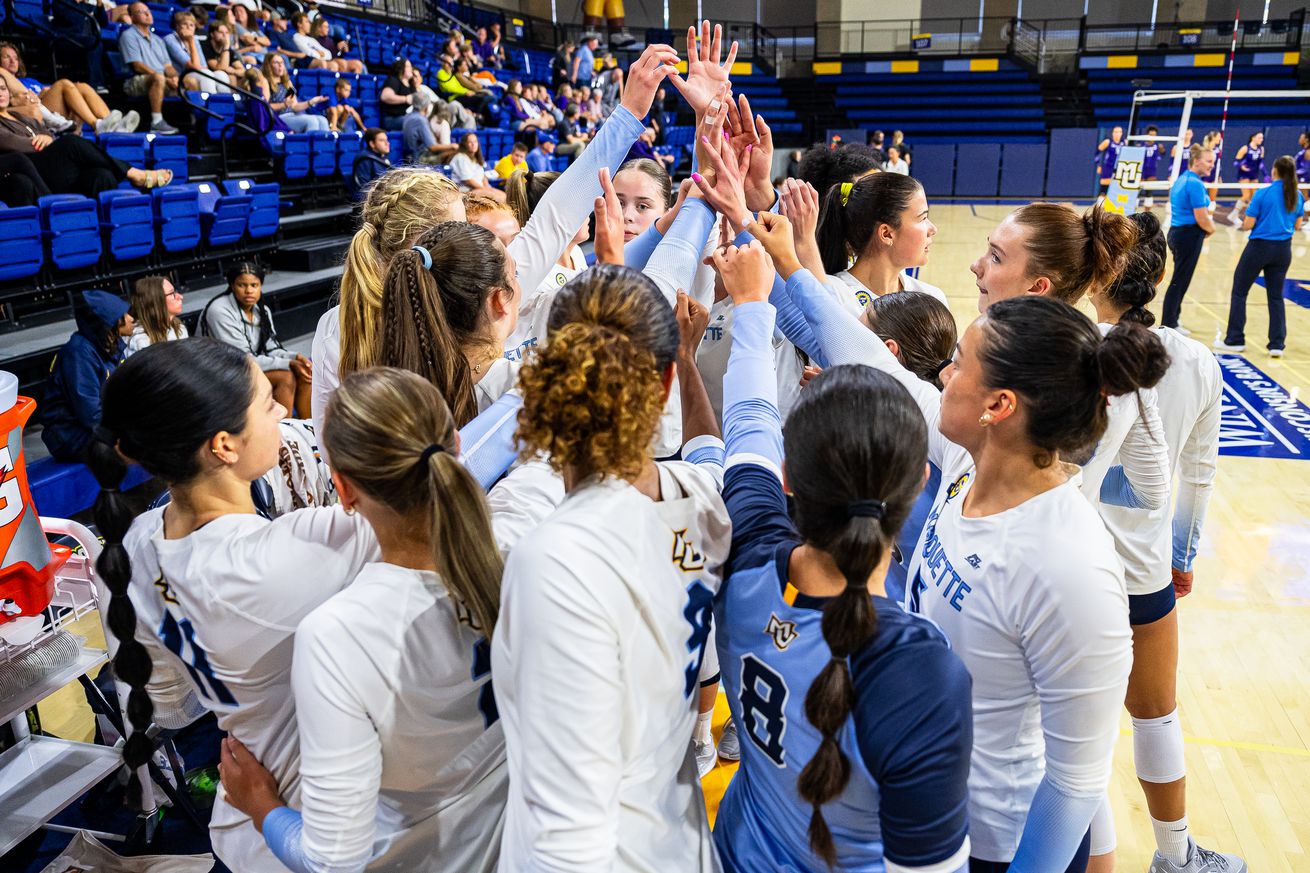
1151;814;1190;866
151;112;164;125
694;711;713;745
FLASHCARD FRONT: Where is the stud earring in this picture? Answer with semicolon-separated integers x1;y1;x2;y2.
979;412;993;426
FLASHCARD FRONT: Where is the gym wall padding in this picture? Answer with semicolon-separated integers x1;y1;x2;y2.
1264;125;1303;167
1000;143;1049;197
1046;128;1099;198
954;143;1002;196
910;144;957;197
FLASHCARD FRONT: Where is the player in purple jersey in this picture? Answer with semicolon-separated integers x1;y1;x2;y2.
1097;125;1125;190
1295;131;1309;214
1141;125;1166;209
1229;131;1266;224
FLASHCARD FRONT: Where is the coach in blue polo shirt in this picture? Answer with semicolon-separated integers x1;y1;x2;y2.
1160;143;1216;333
1218;154;1305;356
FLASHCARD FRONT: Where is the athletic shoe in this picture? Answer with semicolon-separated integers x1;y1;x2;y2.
609;30;641;49
1207;201;1217;212
718;719;740;762
118;110;140;132
47;113;76;134
1269;348;1284;358
1227;208;1244;226
1148;839;1246;873
1213;338;1245;354
150;119;179;135
1173;325;1192;337
95;110;123;134
694;737;717;778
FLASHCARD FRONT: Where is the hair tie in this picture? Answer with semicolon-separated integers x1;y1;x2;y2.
93;424;117;446
840;181;853;206
418;443;445;466
846;498;885;520
931;359;953;379
412;245;433;270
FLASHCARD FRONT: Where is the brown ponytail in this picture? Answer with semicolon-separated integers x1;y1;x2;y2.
1009;203;1139;304
783;365;929;865
505;167;560;227
1273;155;1299;214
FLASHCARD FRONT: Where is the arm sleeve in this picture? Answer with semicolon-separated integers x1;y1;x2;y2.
487;459;566;558
1173;376;1221;571
271;614;381;873
205;300;289;371
458;390;524;491
855;643;972;872
643;198;717;306
1097;390;1170;511
508;104;643;297
622;224;663;270
723;301;783;474
1007;779;1103;873
499;545;625;871
767;271;823;363
784;268;965;472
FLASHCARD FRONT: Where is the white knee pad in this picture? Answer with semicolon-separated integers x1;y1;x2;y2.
697;624;720;688
1089;792;1117;856
1132;708;1187;784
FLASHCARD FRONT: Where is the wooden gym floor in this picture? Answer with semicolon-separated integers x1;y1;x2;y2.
37;203;1310;870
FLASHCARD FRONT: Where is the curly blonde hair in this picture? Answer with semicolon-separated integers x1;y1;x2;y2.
338;169;462;377
516;265;678;480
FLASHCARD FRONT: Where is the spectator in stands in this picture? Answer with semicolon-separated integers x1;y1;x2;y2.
206;24;249;86
230;4;271;62
885;145;909;175
426;98;458;159
289;12;337;70
785;148;802;179
504;79;553;133
380;58;418;132
890;129;911;165
868;129;886;162
464;192;519;245
440;34;462;67
39;290;133;462
350;127;391;197
403;91;455;165
326;78;364;133
625;126;672;170
572;33;599;87
118;1;185;133
201;262;312;417
269;13;314;69
552;40;575;88
526;138;555;172
263;53;329;132
166;11;229;94
0;79;172;203
597;54;623;116
449;131;505;201
126;276;187;357
556;82;575;111
0;42;131;133
436;56;494;120
556;105;588;157
471;27;495;67
310;17;364;73
532;84;564;123
583;87;602;122
493;141;527;180
487;22;508;68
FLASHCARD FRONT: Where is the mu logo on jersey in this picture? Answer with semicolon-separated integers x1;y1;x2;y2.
764;613;798;651
670;528;706;572
946;472;970;500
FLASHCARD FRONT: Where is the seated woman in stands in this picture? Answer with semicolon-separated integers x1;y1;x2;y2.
448;131;506;202
0;79;170;206
436;55;494;120
310;16;364;74
504;79;554;133
126;275;188;357
0;42;130;133
201;262;312;418
262;53;329;132
40;291;134;463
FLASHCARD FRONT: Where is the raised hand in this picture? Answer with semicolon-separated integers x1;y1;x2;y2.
666;21;738;119
619;43;681;121
779;179;824;276
745;211;802;279
726;94;775;213
593;167;625;265
711;241;775;305
655;178;695;236
675;289;711;360
691;117;751;233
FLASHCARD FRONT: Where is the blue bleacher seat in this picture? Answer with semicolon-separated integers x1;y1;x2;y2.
148;134;189;182
337;130;363;176
223;179;280;239
152;185;201;252
28;458;151;520
386;130;403;159
98;132;148;167
98;190;154;261
310;132;338;176
196;181;251;247
39;195;101;270
0;202;43;280
187;91;238;140
265;131;311;179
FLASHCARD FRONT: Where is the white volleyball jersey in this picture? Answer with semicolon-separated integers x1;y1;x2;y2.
121;506;379;872
493;462;730;873
696;297;805;426
310;305;341;450
292;562;507;872
827;269;949;313
1099;328;1222;595
505;247;588;364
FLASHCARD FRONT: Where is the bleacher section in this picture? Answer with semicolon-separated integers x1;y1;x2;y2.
820;57;1047;143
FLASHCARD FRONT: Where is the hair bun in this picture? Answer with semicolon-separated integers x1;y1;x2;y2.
1096;320;1170;396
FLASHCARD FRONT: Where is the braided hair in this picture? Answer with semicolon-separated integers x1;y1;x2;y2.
86;339;256;809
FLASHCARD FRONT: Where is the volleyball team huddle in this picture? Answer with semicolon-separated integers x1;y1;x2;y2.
91;21;1242;873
